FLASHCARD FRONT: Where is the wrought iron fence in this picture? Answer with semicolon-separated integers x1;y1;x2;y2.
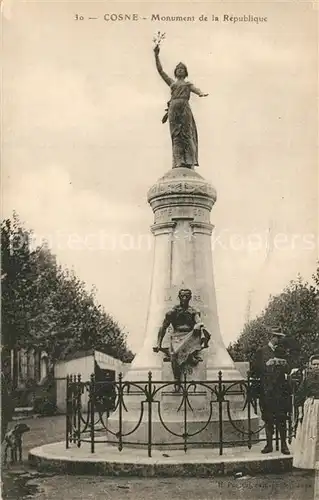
65;371;298;457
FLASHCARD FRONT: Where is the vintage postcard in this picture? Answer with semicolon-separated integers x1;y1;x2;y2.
1;1;318;499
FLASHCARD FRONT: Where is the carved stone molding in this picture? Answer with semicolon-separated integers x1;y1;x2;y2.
150;221;177;236
190;221;214;236
147;167;217;209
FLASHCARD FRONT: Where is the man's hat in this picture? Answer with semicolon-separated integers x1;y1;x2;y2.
269;326;286;337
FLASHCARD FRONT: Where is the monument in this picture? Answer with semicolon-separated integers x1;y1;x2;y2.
27;35;294;477
108;36;254;447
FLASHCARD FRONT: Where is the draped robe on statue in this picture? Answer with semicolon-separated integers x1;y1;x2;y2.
161;305;207;375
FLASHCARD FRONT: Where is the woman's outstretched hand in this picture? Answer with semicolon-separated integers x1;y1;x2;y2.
200;93;209;97
154;45;160;56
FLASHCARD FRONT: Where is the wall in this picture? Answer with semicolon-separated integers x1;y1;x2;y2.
94;351;123;375
54;351;128;413
54;354;95;413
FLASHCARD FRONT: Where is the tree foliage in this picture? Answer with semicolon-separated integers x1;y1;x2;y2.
228;266;319;368
1;214;134;365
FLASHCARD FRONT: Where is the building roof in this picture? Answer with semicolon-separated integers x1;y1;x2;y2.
60;349;94;362
59;349;122;364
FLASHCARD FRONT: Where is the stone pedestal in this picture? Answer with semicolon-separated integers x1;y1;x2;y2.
108;167;258;447
128;167;242;381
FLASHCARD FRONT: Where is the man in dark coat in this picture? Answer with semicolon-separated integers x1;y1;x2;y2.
250;327;291;455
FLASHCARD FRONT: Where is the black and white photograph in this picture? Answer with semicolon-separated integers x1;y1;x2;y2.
1;1;318;498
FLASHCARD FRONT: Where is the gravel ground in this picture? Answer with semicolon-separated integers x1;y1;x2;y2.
1;415;315;500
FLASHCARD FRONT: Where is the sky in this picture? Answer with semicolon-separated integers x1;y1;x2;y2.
2;0;318;353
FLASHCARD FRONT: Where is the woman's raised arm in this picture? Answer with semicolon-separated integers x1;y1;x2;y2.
154;46;173;86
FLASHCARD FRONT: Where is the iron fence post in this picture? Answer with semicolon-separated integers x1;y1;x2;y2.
69;375;73;444
247;376;252;450
218;371;223;456
118;372;123;452
69;375;74;444
183;372;188;453
147;371;153;458
66;375;70;449
90;373;95;454
77;374;81;448
72;374;77;444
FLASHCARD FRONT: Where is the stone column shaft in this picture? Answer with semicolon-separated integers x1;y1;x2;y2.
127;167;242;382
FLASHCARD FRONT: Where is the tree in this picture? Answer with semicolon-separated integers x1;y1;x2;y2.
1;214;36;351
228;266;319;367
228;317;269;362
1;215;134;377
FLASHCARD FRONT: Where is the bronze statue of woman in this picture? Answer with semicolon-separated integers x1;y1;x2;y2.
154;44;208;169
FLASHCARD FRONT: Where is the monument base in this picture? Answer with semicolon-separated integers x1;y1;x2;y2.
107;387;260;449
29;441;293;477
107;415;260;449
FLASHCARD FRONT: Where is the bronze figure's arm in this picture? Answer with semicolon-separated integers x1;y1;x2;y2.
154;311;172;351
189;83;208;98
154;46;174;87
